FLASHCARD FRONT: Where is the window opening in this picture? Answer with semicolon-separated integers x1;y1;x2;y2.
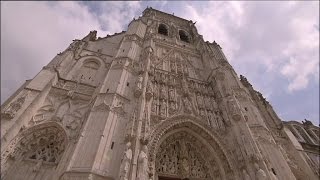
179;30;190;43
158;24;168;36
111;142;114;149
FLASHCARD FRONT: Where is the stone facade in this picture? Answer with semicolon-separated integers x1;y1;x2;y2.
283;120;319;178
1;7;319;180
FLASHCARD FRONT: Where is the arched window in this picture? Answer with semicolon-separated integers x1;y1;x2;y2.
179;30;190;43
158;24;168;36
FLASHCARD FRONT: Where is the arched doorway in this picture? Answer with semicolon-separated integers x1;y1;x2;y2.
1;122;68;180
147;116;238;180
156;130;214;179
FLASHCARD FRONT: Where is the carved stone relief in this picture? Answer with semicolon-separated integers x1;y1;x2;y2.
29;90;92;140
156;131;212;179
119;142;133;180
1;92;28;120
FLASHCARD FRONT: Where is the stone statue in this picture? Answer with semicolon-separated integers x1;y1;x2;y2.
137;145;149;180
136;74;143;90
151;100;157;114
211;97;218;110
169;102;176;114
160;99;167;117
146;82;153;95
254;163;267;180
119;142;133;180
170;61;176;72
169;88;175;101
160;85;167;100
180;141;190;176
197;94;204;108
183;97;192;113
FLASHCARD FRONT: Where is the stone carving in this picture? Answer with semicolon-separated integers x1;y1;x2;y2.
196;93;204;109
159;85;167;100
153;83;159;98
180;141;190;176
156;132;210;179
137;145;149;180
146;82;153;100
204;95;212;110
170;61;176;72
254;163;267;180
183;97;192;114
151;100;157;115
112;100;126;116
135;74;143;97
181;77;189;95
227;97;242;121
169;102;176;115
1;93;27;119
160;99;167;117
119;142;132;180
1;123;67;178
30;92;92;139
168;88;175;102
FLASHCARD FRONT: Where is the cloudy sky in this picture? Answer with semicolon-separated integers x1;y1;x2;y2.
1;1;319;125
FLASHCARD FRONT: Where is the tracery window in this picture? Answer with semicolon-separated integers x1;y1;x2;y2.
158;24;169;36
179;30;190;43
1;124;67;180
26;135;63;164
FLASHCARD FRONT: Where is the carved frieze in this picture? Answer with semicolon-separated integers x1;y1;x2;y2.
1;92;28;120
156;131;212;179
29;90;92;140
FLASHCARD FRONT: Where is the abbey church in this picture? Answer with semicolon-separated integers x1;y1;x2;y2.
1;7;319;180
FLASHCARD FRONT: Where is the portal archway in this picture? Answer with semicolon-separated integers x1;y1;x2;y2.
148;115;238;180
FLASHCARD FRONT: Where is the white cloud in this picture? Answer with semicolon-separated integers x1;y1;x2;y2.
180;1;319;93
96;2;142;34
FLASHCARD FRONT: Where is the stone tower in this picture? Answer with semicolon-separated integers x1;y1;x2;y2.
1;7;318;180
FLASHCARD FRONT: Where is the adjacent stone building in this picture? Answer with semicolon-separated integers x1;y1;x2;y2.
283;120;319;178
1;7;319;180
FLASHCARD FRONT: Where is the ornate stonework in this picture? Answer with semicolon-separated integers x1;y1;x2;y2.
1;7;319;180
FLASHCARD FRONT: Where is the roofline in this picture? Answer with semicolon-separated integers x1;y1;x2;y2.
143;7;194;24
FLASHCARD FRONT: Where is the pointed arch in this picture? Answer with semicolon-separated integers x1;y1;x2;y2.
148;114;238;180
1;122;68;179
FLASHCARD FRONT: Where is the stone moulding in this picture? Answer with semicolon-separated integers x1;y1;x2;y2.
147;114;238;180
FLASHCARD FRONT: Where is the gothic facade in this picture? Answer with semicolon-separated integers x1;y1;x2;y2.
1;7;319;180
